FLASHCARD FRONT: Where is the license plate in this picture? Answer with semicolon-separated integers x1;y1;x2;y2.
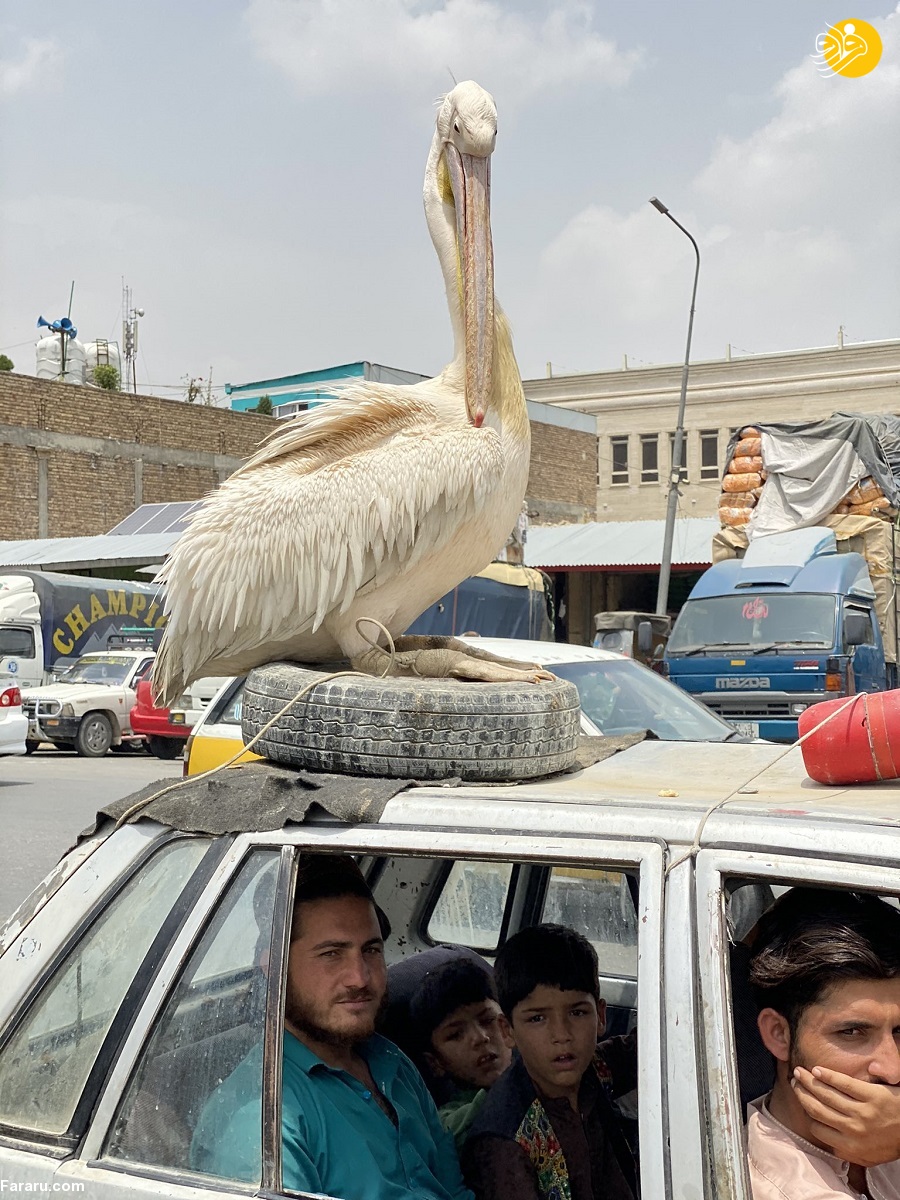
732;721;759;738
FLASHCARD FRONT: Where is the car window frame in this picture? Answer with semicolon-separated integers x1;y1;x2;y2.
695;847;900;1200
72;825;666;1199
0;833;225;1153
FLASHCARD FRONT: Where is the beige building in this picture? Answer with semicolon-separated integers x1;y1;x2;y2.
523;338;900;523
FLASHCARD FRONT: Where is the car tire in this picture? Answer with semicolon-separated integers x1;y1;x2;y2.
75;713;114;758
241;661;581;782
146;735;183;760
24;739;39;754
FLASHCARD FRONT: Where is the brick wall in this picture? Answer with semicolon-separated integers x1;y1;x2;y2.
0;372;275;539
0;371;600;540
527;421;598;524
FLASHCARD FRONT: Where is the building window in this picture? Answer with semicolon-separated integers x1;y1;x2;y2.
700;429;719;480
610;436;629;485
640;434;659;484
668;432;689;483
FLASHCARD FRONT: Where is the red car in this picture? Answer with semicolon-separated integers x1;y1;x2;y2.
129;678;188;760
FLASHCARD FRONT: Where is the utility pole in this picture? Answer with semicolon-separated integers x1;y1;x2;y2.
649;198;701;618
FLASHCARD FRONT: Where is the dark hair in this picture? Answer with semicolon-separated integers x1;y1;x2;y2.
495;923;599;1017
409;958;498;1051
749;888;900;1036
292;853;391;939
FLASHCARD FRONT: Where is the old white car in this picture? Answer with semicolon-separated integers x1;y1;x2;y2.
22;649;156;757
0;738;896;1199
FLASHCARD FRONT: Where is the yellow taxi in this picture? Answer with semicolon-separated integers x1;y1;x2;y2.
182;676;260;776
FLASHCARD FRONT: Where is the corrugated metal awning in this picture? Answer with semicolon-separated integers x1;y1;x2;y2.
0;533;179;571
525;518;719;570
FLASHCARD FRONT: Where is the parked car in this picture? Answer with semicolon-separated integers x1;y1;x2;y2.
0;737;896;1198
183;638;740;777
22;649;155;757
0;684;27;757
130;676;227;760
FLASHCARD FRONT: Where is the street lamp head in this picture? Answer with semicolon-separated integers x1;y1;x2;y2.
649;197;669;215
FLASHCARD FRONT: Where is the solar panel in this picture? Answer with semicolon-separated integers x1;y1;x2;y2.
108;501;203;536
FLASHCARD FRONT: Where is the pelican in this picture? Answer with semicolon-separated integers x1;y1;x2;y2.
154;81;546;705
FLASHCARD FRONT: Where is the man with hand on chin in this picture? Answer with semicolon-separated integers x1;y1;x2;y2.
792;1066;900;1170
747;887;900;1199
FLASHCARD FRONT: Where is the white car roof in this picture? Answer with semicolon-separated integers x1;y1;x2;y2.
459;636;624;665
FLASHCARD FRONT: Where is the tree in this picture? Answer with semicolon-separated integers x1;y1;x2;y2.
91;364;120;390
254;394;273;415
0;354;14;372
182;375;204;404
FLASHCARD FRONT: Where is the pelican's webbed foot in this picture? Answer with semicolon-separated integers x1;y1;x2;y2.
351;635;556;684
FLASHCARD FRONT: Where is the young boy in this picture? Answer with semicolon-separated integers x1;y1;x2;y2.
387;949;514;1149
462;924;637;1200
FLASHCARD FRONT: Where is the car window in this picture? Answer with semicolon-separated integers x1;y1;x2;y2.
208;679;245;727
106;852;278;1180
542;866;638;979
0;838;209;1137
426;860;514;952
0;627;34;658
551;658;734;742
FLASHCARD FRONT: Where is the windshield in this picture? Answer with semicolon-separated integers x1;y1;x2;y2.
668;594;837;653
550;658;734;742
59;655;135;686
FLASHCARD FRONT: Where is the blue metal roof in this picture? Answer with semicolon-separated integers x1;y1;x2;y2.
689;550;874;600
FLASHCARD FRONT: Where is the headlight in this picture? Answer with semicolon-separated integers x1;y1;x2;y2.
790;702;809;716
174;692;193;709
60;703;75;716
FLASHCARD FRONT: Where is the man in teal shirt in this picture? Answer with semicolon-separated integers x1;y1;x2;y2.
191;854;472;1200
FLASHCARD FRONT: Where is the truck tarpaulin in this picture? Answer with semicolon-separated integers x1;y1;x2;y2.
726;413;900;539
712;514;900;666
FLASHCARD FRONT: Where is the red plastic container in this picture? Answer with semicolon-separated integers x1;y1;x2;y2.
798;692;900;784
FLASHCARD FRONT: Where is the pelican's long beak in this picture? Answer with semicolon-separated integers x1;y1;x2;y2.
447;146;494;427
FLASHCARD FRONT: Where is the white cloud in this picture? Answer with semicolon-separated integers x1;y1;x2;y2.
243;0;641;106
0;38;63;97
519;7;900;372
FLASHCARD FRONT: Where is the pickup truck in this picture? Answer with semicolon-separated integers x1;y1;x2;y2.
0;736;897;1199
21;649;155;757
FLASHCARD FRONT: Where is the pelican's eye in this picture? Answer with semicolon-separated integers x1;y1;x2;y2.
453;120;460;133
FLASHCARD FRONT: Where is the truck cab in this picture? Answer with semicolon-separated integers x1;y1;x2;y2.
664;527;892;742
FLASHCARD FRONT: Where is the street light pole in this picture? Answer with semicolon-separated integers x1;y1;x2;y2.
649;197;700;618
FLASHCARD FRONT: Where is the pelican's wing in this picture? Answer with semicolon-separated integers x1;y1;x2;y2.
153;385;503;700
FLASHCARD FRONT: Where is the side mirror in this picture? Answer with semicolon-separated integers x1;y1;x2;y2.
843;612;870;647
637;621;654;654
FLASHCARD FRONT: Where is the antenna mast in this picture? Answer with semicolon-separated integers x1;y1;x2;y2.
122;279;144;394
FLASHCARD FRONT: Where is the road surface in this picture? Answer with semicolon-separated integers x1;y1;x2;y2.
0;746;182;922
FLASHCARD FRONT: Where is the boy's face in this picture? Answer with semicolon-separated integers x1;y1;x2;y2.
426;998;513;1090
509;984;604;1101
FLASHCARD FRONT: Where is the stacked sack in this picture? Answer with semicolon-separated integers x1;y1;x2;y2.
719;428;766;528
832;476;898;519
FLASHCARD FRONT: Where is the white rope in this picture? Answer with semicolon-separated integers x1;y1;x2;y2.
664;693;865;876
115;619;399;829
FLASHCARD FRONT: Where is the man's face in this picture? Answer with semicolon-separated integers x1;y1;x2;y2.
426;999;513;1090
508;984;603;1101
285;894;387;1048
789;977;900;1085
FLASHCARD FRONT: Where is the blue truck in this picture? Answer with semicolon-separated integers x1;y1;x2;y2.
664;525;899;742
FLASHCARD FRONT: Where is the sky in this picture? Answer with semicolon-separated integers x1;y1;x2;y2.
1;1;898;403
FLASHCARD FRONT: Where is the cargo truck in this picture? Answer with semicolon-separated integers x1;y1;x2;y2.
665;520;899;742
0;570;165;691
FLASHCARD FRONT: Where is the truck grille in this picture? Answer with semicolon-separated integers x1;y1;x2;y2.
22;699;36;719
708;699;794;720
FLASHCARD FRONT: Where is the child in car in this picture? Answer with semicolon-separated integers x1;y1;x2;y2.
386;948;514;1149
462;923;637;1200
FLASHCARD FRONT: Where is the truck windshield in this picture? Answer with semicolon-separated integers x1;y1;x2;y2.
551;658;734;742
668;594;837;653
59;656;135;685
